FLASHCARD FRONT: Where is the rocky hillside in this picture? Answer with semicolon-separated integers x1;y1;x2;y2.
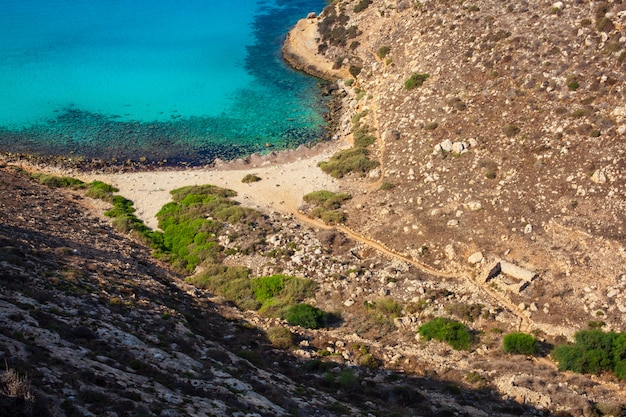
1;1;626;416
1;164;567;416
297;0;625;336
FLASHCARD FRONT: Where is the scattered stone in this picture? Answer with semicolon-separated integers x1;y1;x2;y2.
590;169;607;184
468;252;484;264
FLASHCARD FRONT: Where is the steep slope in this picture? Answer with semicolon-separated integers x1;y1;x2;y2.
291;0;626;335
0;165;559;416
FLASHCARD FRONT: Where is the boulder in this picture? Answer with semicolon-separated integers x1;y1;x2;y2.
468;252;484;264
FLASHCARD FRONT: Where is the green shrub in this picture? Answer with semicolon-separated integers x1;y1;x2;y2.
318;147;379;178
156;185;260;271
85;180;118;201
32;173;86;189
503;332;538;355
552;329;626;379
359;353;379;368
404;73;430;90
311;207;346;224
370;297;403;318
303;190;352;209
377;46;391;59
379;182;395;190
353;0;372;13
186;264;258;310
567;80;580;91
252;275;317;317
349;65;362;78
266;327;295;349
241;174;261;183
252;275;285;302
424;121;439;130
352;124;376;148
418;318;472;350
304;190;352;225
502;123;521;137
286;303;325;329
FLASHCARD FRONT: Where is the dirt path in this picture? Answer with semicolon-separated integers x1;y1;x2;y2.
292;207;534;331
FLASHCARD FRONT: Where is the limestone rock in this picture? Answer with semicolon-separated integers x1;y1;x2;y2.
468;252;484;264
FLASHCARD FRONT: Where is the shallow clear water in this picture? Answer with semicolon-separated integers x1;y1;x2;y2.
0;0;328;164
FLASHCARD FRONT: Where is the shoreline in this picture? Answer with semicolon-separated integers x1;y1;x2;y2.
5;16;352;230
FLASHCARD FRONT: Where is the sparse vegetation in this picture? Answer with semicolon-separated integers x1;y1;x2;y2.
318;147;379;178
303;190;352;224
502;123;521;137
1;368;36;416
349;65;362;78
404;73;430;90
353;0;373;13
379;181;395;190
503;332;538;356
286;303;326;329
377;45;391;59
266;327;295;349
30;173;86;189
241;173;261;183
418;318;472;351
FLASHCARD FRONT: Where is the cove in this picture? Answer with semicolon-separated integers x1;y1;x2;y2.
0;0;329;165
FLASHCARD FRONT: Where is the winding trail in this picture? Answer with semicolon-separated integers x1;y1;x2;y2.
294;208;533;332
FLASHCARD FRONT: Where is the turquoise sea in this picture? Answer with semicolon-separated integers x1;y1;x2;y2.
0;0;328;165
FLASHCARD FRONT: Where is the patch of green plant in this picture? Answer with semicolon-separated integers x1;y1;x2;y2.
101;194;162;245
445;303;484;322
311;207;346;224
570;107;592;118
303;190;351;209
368;297;403;318
266;327;295;349
85;180;119;202
351;110;369;125
318;147;379;178
241;174;261;183
344;78;354;87
303;190;351;224
502;123;521;137
552;329;626;380
596;17;613;32
404;73;430;90
379;182;395;191
353;0;372;13
503;332;538;356
31;173;86;189
349;65;362;78
285;303;326;329
327;402;350;414
253;274;317;317
377;45;391;59
424;121;439;130
418;317;472;350
352;123;376;148
186;264;258;310
567;80;580;91
155;185;260;271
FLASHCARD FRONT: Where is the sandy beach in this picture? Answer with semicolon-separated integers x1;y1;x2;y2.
76;142;344;230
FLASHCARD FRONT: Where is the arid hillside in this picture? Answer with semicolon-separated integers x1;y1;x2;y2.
294;0;625;335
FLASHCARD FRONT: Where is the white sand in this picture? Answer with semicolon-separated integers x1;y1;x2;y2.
77;145;343;230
